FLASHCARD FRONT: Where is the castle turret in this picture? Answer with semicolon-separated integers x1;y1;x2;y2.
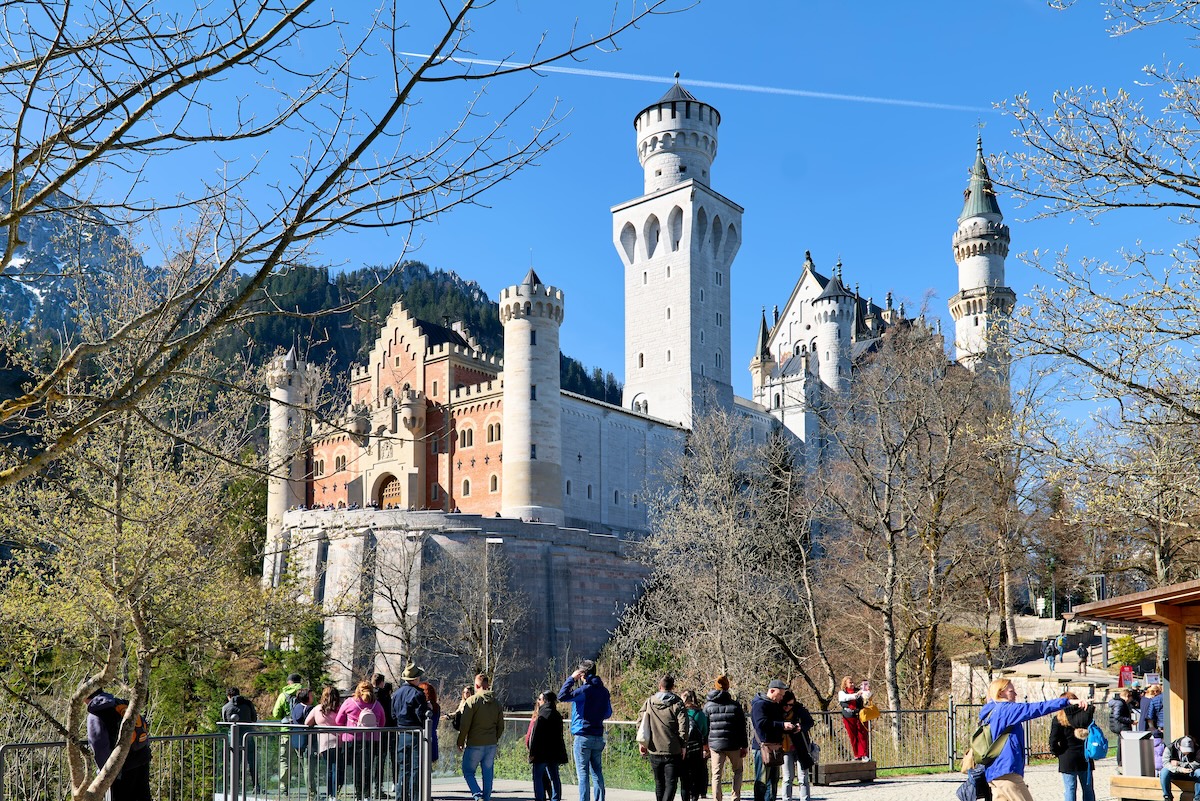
615;82;742;426
749;308;775;396
811;266;854;392
264;347;318;587
500;269;565;525
949;136;1016;373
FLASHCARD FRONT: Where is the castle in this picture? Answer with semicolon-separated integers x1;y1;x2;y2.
262;84;1013;691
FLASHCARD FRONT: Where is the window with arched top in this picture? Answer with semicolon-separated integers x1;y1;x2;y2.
565;480;572;496
490;475;499;493
462;479;471;496
613;490;620;505
774;394;781;409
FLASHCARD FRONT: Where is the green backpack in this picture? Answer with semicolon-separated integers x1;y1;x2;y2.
968;708;1012;767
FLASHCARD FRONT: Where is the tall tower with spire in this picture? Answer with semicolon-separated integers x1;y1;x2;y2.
949;136;1016;375
264;347;318;587
613;80;743;426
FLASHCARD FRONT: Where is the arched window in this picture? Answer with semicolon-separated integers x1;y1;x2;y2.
459;429;474;448
490;474;499;493
613;490;620;505
565;480;572;496
587;485;593;500
462;479;471;496
715;351;723;369
774;394;781;409
335;455;347;472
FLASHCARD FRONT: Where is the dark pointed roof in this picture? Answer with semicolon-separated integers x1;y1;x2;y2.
755;308;772;361
959;135;1003;222
523;268;542;286
658;83;698;104
816;273;853;301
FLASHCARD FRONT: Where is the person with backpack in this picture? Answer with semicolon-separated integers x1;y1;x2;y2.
526;691;569;801
86;689;152;801
272;672;304;790
636;675;690;801
286;688;317;799
979;678;1089;801
335;679;386;801
1075;644;1090;675
1043;640;1058;673
1049;691;1097;801
221;687;260;793
679;690;709;801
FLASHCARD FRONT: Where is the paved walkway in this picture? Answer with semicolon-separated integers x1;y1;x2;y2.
433;761;1123;800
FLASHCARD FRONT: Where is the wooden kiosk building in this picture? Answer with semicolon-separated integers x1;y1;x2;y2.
1068;579;1200;800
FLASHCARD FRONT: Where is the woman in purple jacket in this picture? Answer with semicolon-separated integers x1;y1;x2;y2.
980;678;1090;801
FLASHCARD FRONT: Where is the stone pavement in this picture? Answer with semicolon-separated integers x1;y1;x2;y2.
433;760;1123;800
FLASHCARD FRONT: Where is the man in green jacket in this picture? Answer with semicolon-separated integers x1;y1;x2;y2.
457;674;505;801
271;673;304;790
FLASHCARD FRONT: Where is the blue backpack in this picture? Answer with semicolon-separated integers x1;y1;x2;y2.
1084;722;1109;761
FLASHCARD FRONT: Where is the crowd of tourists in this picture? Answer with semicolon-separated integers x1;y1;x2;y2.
87;661;878;801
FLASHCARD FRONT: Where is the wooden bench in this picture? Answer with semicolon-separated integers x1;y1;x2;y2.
1111;774;1195;800
812;760;876;785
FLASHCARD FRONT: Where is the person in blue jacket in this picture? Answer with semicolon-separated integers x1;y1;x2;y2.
980;678;1090;801
558;660;613;801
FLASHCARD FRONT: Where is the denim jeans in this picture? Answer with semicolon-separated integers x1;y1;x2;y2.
1160;765;1200;799
461;744;497;801
573;735;606;801
1062;770;1095;801
532;762;562;801
781;753;810;801
752;749;779;801
394;732;421;801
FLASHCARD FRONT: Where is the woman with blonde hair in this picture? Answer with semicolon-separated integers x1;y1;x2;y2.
836;677;870;761
981;678;1089;801
335;680;386;801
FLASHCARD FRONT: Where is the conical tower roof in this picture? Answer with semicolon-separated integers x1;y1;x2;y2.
816;273;853;301
959;135;1003;223
523;268;542;286
755;308;772;361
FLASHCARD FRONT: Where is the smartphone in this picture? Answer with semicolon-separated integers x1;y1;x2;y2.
862;680;870;692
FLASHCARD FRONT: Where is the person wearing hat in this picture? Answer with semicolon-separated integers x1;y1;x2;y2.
704;675;747;801
1160;734;1200;801
750;680;798;801
558;659;614;801
391;664;431;801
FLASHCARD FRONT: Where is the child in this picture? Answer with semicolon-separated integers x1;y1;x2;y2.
526;691;569;801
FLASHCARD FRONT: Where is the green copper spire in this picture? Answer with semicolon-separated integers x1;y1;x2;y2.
756;307;772;361
958;135;1002;223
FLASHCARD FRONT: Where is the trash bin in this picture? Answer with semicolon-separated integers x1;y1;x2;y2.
1121;730;1154;777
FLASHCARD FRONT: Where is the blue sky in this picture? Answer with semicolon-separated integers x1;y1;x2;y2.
149;1;1184;398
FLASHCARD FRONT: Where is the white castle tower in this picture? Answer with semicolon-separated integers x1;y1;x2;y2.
613;81;742;426
500;269;566;525
949;136;1016;374
811;262;855;393
264;347;318;587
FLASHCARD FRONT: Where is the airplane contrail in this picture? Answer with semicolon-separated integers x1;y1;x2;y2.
398;53;995;114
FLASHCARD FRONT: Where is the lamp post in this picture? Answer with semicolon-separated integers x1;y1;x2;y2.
483;537;504;675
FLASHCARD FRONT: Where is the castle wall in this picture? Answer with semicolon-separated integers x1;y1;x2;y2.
560;392;686;532
281;509;648;701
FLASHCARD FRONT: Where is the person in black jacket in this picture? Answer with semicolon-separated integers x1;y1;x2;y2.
526;691;569;801
374;673;397;791
221;687;259;793
1048;691;1096;801
750;680;799;801
704;676;747;801
1108;688;1133;767
779;691;814;801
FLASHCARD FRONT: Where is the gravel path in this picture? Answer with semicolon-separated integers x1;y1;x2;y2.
434;761;1124;801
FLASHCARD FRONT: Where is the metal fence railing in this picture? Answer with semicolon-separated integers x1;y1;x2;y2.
0;722;433;801
0;699;1077;801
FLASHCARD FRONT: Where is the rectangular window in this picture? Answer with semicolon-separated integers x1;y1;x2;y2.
433;380;438;396
717;312;724;327
431;485;439;500
531;330;537;346
531;384;537;400
531;444;538;460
